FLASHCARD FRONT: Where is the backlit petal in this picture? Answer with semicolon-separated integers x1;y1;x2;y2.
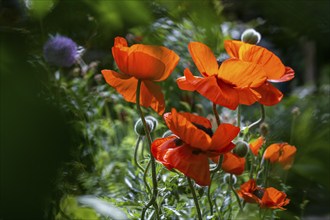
101;70;165;114
278;144;296;170
188;42;219;77
165;144;211;186
163;109;212;150
151;136;178;170
263;144;281;163
268;66;295;82
176;76;196;91
261;187;290;210
254;82;283;106
182;68;240;110
222;152;245;175
210;123;240;152
249;137;265;156
218;58;266;88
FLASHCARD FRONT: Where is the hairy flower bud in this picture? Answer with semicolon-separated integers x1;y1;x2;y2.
233;141;249;157
134;116;157;136
241;29;261;45
259;122;269;137
43;35;78;67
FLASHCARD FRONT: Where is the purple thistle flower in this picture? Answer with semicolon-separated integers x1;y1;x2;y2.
43;35;78;67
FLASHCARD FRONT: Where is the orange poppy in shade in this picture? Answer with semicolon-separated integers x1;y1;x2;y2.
237;179;290;210
263;143;297;170
151;108;240;186
237;179;263;204
177;41;294;110
260;187;290;210
102;37;179;114
249;137;265;156
221;152;246;175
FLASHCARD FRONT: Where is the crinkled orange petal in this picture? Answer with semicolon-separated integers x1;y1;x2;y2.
112;38;130;74
224;40;286;80
188;42;219;77
218;58;266;88
222;152;245;175
176;76;197;91
163;109;212;150
164;143;211;186
237;87;262;105
263;144;281;163
179;112;212;129
237;179;262;204
261;187;290;210
278;144;296;170
210;123;240;152
114;36;128;47
151;136;178;170
181;68;240;110
249;137;265;156
253;82;283;106
268;66;295;82
101;70;165;114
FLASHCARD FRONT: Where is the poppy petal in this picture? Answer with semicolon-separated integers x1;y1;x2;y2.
253;82;283;106
224;40;242;58
163;109;212;150
179;112;212;129
181;68;240;110
249;137;265;156
237;179;262;204
101;70;165;114
218;58;266;88
210;123;240;152
278;144;296;170
268;66;295;82
263;144;281;163
222;152;245;175
237;87;262;105
151;136;178;170
188;42;219;77
112;38;130;74
225;40;286;80
165;144;211;186
261;187;290;210
176;76;196;91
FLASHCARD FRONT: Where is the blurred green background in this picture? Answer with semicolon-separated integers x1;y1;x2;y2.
1;0;329;219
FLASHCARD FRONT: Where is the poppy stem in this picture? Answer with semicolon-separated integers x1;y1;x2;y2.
237;105;241;128
212;103;221;126
134;136;145;173
136;80;159;220
187;177;203;220
247;104;265;130
229;174;243;212
210;155;224;173
207;172;215;215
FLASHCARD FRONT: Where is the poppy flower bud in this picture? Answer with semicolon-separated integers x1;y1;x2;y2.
162;130;173;138
43;35;78;67
259;122;269;137
241;29;261;45
134;117;156;136
233;141;249;157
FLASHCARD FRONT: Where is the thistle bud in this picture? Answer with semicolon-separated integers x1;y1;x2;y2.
233;141;249;157
241;29;261;45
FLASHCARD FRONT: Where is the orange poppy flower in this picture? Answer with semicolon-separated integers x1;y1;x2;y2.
237;179;263;204
177;41;294;110
221;152;246;175
260;187;290;210
249;137;265;156
237;179;290;210
151;108;240;186
263;143;297;170
102;37;179;114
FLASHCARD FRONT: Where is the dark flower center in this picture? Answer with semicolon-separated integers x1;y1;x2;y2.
192;123;213;137
174;138;184;146
253;189;265;199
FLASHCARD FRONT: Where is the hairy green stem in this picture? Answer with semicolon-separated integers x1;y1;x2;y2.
187;178;202;220
136;80;159;220
229;174;243;212
134;136;145;172
247;104;265;130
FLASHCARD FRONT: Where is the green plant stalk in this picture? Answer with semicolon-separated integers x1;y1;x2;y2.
143;160;151;195
290;114;297;144
207;172;215;215
229;174;243;212
187;177;202;220
212;103;221;126
136;80;159;220
134;136;145;172
247;104;265;130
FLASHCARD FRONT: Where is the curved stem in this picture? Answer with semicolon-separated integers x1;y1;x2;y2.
229;174;243;212
187;177;202;220
143;160;151;195
247;104;265;130
212;103;221;126
210;155;224;173
207;172;216;215
136;80;159;220
134;136;145;173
